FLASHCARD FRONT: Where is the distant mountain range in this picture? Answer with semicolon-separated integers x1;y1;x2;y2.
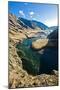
49;26;58;31
17;17;48;30
9;13;58;39
9;13;58;32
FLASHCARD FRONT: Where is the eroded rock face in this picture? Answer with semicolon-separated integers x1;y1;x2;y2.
32;39;48;50
8;14;23;30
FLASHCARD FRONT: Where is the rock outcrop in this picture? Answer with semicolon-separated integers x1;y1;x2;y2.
32;39;48;50
8;14;23;31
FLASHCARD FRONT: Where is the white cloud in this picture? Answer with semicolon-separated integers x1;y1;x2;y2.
19;10;25;17
29;11;35;18
29;11;34;15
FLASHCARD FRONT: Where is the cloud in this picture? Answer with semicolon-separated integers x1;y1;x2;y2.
29;11;34;15
29;11;35;18
19;10;25;17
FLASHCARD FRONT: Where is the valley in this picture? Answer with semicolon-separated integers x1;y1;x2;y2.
8;13;58;88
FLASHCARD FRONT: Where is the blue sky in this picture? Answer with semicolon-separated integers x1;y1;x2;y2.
8;1;58;27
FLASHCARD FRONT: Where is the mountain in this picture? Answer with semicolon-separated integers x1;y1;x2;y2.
17;17;48;30
47;29;58;48
46;26;58;34
49;26;58;31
